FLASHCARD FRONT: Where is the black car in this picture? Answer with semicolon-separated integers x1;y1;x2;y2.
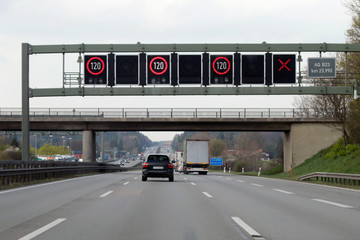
142;154;174;182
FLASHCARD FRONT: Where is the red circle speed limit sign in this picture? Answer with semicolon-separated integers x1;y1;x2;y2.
212;56;231;75
86;57;105;75
149;56;168;75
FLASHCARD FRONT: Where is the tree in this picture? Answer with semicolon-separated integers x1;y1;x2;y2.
346;99;360;144
217;132;225;141
295;92;351;145
37;144;71;156
274;136;284;160
209;139;227;157
294;0;360;145
234;132;265;151
10;138;19;148
189;132;213;140
343;0;360;144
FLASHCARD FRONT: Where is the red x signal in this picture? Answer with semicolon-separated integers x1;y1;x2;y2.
278;59;291;71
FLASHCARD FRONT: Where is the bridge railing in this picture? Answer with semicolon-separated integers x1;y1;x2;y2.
0;108;321;119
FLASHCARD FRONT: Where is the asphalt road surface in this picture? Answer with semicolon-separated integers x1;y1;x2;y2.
0;172;359;240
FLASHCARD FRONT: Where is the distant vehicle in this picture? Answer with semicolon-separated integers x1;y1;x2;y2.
183;139;209;175
177;163;183;173
174;151;184;173
54;155;63;161
142;154;174;182
119;159;125;165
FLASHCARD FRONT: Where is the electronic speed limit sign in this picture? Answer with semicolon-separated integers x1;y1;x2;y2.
148;55;170;84
210;55;233;84
84;55;107;84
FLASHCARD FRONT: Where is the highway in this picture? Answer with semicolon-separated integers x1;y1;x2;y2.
0;172;359;240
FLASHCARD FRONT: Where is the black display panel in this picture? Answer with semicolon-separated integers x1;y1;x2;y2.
273;54;296;84
179;55;202;84
116;55;138;85
242;55;264;84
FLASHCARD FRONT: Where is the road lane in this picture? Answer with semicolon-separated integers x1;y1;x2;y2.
183;173;360;240
237;174;360;208
18;218;67;240
27;173;248;240
0;172;139;238
1;171;359;240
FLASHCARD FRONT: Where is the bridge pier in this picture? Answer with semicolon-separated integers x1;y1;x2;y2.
283;131;292;171
283;123;342;172
82;130;96;162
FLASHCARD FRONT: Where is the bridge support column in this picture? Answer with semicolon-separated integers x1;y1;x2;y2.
283;131;292;172
83;130;96;162
283;123;342;172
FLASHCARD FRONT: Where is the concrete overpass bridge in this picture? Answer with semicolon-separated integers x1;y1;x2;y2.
0;108;342;171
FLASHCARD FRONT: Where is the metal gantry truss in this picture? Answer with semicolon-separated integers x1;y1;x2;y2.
22;42;360;160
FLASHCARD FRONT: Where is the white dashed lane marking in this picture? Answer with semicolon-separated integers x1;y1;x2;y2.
18;218;67;240
312;199;353;209
273;189;294;195
202;192;213;198
99;191;114;198
231;217;262;238
250;183;263;187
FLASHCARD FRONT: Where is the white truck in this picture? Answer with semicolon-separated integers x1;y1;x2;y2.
183;139;209;175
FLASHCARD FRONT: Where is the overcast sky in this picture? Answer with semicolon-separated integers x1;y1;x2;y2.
0;0;351;141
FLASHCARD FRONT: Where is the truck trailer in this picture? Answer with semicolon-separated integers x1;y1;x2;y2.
183;139;209;175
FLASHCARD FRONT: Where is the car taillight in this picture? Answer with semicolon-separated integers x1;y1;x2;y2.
168;163;173;169
143;162;148;168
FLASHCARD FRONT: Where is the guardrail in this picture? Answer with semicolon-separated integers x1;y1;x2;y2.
298;172;360;186
0;161;122;186
0;107;325;119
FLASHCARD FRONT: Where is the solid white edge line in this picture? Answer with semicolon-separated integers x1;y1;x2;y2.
18;218;67;240
273;189;294;195
100;191;114;198
190;182;196;186
231;217;261;237
123;182;130;185
312;198;354;208
258;176;360;193
202;192;213;198
0;175;100;195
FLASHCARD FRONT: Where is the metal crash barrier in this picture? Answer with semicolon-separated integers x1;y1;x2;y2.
0;161;122;186
298;172;360;186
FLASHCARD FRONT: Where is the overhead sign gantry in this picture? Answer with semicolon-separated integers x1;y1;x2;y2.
21;42;360;161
